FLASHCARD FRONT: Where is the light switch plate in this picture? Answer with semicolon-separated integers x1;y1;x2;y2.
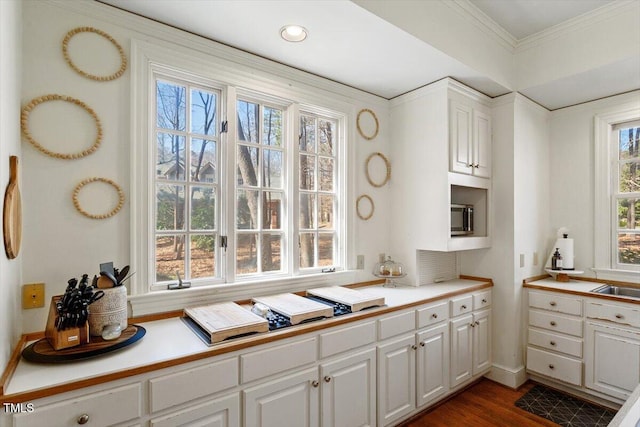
22;283;45;309
357;255;364;270
519;254;525;268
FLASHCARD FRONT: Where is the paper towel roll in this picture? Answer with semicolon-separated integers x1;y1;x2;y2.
552;237;574;270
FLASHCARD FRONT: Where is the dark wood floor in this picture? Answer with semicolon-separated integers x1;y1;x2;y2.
399;379;558;427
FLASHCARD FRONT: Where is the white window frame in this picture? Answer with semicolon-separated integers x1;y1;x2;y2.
593;102;640;280
130;40;355;312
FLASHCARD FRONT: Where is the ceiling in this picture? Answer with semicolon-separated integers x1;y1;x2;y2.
99;0;636;109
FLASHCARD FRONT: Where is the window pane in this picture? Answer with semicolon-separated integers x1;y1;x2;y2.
237;100;259;143
157;81;186;131
318;119;335;155
619;161;640;193
318;233;334;267
299;154;316;190
237;145;259;187
618;233;640;265
300;193;316;229
618;198;640;229
263;192;282;230
299;232;315;268
300;115;315;152
156;235;184;282
619;127;639;160
191;89;217;136
319;157;334;192
237;189;259;230
262;234;282;272
156;184;185;230
191;139;216;182
263;107;282;147
190;234;215;278
263;149;282;189
190;186;215;230
319;195;334;229
157;133;186;181
237;233;258;274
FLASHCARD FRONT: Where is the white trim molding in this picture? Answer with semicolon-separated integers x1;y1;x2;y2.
485;363;527;389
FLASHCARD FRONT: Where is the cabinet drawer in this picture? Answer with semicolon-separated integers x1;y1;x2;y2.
586;301;640;328
13;384;141;427
529;310;583;337
241;337;317;383
473;291;492;310
417;301;448;328
320;320;376;358
378;310;416;340
526;346;582;386
528;328;582;358
150;392;240;427
149;357;238;412
450;295;473;317
529;291;582;316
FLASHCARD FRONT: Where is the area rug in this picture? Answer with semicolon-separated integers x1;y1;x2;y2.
515;384;616;426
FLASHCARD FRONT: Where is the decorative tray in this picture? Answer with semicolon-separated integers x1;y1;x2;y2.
21;325;145;363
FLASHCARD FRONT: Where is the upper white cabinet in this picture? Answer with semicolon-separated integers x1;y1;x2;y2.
449;99;492;178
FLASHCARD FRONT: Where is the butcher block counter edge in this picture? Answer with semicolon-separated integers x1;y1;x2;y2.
0;276;492;403
523;274;640;304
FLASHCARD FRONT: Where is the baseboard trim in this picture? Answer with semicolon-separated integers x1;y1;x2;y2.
485;363;527;389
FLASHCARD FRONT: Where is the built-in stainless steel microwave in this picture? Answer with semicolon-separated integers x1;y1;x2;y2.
451;204;474;236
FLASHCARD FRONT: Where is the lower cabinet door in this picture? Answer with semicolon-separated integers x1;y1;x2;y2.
472;309;492;375
450;314;473;388
377;334;416;426
585;322;640;400
417;323;449;408
320;348;376;427
150;393;240;427
243;367;319;427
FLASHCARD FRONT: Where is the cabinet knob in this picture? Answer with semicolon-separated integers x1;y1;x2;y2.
548;364;555;370
77;414;90;425
473;164;479;168
431;313;438;319
550;321;557;326
615;314;624;319
466;163;472;168
482;298;487;303
549;302;557;307
324;376;331;382
474;321;480;326
461;305;467;310
420;341;426;347
311;380;319;388
411;344;418;350
550;341;556;346
470;323;475;328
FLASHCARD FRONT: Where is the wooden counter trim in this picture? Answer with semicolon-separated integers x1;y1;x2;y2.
523;281;640;305
0;280;492;403
0;335;27;396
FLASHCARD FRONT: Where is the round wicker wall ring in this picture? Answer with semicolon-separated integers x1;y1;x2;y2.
356;195;374;221
21;94;102;160
357;109;379;140
62;27;127;81
365;152;391;188
73;177;125;220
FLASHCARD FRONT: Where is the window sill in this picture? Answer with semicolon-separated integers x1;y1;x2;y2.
128;270;358;317
590;268;640;284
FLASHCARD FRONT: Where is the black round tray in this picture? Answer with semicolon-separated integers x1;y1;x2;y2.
22;325;145;363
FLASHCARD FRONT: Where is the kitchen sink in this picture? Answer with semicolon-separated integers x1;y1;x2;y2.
590;284;640;299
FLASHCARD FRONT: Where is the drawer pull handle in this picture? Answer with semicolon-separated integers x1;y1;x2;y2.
550;341;556;346
482;298;487;303
420;341;426;347
461;305;467;310
311;380;319;388
77;414;90;425
549;302;557;307
324;376;331;382
615;314;624;319
411;344;418;350
431;313;438;319
475;321;480;326
550;321;557;326
548;364;555;370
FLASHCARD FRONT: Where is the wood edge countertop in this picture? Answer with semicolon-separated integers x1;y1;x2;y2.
0;277;493;403
523;274;640;304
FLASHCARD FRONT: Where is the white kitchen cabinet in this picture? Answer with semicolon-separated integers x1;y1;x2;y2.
149;393;240;427
320;348;376;427
377;334;416;426
449;99;491;178
472;309;492;374
450;309;491;389
416;323;449;408
243;367;319;427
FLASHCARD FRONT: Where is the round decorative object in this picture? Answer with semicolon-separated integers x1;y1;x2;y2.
356;108;379;140
21;94;103;160
356;194;374;220
62;27;127;81
72;177;125;219
365;152;391;188
88;286;128;337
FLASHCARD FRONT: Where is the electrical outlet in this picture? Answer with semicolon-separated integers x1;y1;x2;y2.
22;283;45;309
357;255;365;270
519;254;525;268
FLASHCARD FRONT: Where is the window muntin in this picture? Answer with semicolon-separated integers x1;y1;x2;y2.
154;78;221;284
614;121;640;267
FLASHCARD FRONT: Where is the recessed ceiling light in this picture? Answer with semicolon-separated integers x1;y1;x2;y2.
280;25;308;42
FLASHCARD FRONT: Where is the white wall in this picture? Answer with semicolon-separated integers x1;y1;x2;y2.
19;1;391;333
0;0;23;368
